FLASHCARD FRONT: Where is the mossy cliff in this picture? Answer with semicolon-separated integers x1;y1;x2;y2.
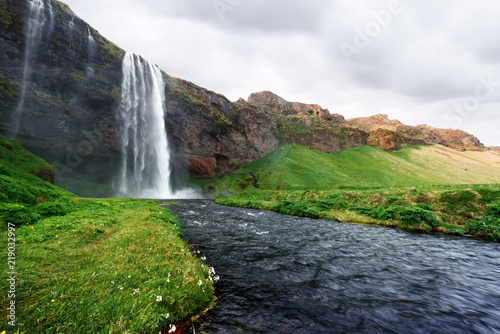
0;0;491;186
0;0;124;184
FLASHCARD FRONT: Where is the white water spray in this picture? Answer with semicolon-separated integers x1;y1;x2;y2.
115;53;173;199
13;0;53;136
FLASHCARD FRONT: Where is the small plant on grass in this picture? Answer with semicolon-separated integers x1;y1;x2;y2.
467;202;500;241
398;205;439;231
273;200;321;219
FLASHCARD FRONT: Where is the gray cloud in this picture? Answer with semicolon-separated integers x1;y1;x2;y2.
141;0;331;34
61;0;500;146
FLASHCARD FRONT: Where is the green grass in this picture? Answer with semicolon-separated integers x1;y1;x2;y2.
0;135;55;183
0;138;216;333
204;143;500;197
216;185;500;241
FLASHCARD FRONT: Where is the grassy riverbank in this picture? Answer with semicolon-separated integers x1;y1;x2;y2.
204;143;500;241
216;185;500;241
0;137;215;333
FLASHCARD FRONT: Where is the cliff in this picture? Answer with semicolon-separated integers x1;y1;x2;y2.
0;0;124;184
0;0;490;185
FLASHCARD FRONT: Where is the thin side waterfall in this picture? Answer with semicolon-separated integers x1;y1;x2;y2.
46;0;54;33
68;17;75;33
86;26;97;78
115;53;173;198
12;0;53;137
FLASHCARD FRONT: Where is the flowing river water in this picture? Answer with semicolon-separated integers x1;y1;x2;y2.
163;200;500;334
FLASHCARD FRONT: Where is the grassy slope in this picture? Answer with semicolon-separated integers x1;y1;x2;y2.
210;143;500;240
0;140;215;333
0;135;55;183
204;143;500;196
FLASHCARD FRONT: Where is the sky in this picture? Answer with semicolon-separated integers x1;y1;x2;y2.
62;0;500;147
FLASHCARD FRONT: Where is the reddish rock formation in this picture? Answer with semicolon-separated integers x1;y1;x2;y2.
347;114;485;152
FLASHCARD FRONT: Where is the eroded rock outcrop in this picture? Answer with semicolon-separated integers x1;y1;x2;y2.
248;91;333;120
347;114;485;152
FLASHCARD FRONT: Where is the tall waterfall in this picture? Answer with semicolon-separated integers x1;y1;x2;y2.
115;53;173;198
13;0;54;137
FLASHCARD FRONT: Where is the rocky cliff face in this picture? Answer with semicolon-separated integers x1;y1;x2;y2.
163;79;280;178
0;0;124;184
0;0;490;185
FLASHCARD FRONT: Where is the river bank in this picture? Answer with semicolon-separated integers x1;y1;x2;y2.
215;184;500;241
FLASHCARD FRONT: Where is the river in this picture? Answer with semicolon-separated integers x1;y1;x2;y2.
162;200;500;334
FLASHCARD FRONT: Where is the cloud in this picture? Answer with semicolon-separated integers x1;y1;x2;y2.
138;0;331;34
61;0;500;146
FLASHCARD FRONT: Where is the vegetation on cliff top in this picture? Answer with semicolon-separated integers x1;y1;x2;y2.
0;138;215;333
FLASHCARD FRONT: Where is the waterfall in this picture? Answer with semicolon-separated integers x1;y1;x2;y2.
86;26;97;78
69;17;75;32
115;53;173;198
12;0;53;137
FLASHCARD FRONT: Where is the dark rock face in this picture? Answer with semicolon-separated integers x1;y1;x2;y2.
164;79;280;178
0;0;489;184
0;0;124;184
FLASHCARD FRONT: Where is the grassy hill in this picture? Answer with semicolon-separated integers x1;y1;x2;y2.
209;143;500;241
203;143;500;196
0;138;215;333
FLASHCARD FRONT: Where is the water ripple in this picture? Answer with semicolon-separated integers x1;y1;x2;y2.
164;200;500;334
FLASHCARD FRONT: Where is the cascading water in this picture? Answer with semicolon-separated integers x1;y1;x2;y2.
68;17;75;32
115;53;173;199
86;26;97;78
46;0;54;33
13;0;54;137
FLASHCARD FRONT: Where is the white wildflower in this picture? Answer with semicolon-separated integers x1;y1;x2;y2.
156;295;162;302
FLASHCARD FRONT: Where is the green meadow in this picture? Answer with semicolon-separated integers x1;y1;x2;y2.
202;143;500;196
0;135;215;333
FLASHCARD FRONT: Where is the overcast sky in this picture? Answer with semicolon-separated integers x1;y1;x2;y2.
62;0;500;146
